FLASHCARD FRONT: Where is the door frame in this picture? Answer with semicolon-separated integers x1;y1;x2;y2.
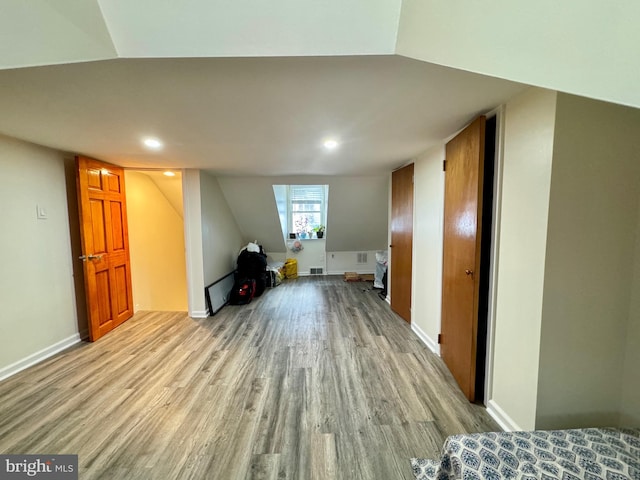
182;169;209;318
481;105;506;405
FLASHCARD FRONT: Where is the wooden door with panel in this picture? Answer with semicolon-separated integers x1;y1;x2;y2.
76;156;134;341
440;117;486;401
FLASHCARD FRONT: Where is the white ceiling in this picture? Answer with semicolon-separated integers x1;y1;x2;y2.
0;1;636;176
0;56;525;175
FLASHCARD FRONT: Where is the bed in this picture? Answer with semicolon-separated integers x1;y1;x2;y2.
411;427;640;480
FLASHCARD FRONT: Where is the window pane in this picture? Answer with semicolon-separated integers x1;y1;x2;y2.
293;212;321;233
290;185;324;202
286;184;328;237
293;203;320;212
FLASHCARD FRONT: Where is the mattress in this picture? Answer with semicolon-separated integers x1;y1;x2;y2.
412;427;640;480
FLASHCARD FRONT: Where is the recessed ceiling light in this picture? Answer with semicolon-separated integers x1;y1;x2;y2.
323;139;339;150
143;137;163;149
163;171;176;177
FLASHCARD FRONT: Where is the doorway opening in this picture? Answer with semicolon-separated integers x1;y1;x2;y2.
475;115;497;403
125;170;188;312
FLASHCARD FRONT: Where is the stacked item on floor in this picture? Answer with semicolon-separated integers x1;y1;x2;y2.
284;258;298;279
228;242;268;305
266;262;284;287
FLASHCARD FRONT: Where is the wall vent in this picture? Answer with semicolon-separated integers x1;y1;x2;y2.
356;252;368;264
310;267;324;275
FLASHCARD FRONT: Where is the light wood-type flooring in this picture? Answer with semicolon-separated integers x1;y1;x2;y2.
0;276;499;479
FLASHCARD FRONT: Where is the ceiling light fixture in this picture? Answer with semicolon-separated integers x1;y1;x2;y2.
323;139;339;150
143;137;163;149
163;171;176;177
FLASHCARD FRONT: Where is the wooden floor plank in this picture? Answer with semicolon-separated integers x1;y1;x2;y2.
0;276;499;479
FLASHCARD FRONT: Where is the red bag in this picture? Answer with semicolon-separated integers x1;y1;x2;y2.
228;278;256;305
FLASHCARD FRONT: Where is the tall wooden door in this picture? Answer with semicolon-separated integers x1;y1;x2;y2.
390;163;414;323
441;116;486;401
76;156;134;341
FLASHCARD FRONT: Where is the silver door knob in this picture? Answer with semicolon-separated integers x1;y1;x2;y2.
465;269;473;276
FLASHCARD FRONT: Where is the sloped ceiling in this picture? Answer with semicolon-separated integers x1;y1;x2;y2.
0;0;117;69
0;1;636;178
0;0;401;70
396;0;640;109
139;171;184;218
0;56;525;175
97;0;402;58
1;0;637;109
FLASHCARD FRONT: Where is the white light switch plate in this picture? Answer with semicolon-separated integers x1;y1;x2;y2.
36;205;48;220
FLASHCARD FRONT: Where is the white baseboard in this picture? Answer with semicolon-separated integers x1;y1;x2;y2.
190;310;209;319
0;333;82;382
486;399;522;432
411;323;440;356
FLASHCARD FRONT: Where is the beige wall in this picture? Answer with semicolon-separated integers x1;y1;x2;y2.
488;88;557;430
411;146;445;351
125;171;187;312
621;197;640;427
536;94;640;429
0;134;79;375
200;172;243;286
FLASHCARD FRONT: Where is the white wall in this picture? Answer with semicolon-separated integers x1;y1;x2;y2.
125;171;187;312
535;94;640;429
182;169;207;318
488;88;557;431
0;134;79;378
200;171;244;285
217;175;390;255
291;239;326;275
411;146;445;353
326;250;379;275
396;0;640;109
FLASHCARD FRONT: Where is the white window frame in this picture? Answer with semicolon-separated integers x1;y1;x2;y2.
287;185;328;238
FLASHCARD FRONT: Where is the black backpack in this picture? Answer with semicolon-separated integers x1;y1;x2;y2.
237;250;267;277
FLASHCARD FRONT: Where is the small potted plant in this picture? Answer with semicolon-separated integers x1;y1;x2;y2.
313;225;325;239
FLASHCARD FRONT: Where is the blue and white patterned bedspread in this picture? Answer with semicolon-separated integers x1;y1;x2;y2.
412;427;640;480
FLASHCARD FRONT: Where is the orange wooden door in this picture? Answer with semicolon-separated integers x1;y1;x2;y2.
441;116;486;401
76;156;134;341
390;163;414;323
